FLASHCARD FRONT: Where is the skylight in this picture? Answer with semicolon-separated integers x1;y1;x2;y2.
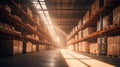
41;4;47;9
32;0;59;45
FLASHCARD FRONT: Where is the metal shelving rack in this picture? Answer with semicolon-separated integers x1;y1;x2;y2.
67;0;120;55
0;0;54;56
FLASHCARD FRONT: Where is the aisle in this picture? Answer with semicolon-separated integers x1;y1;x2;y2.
60;49;119;67
0;49;68;67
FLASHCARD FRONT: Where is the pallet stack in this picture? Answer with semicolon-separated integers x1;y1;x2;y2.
0;40;23;56
89;43;99;55
108;36;120;57
81;41;90;53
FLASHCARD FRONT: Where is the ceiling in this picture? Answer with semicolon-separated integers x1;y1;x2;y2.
44;0;94;34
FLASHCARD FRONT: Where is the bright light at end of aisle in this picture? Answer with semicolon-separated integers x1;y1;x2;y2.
56;37;60;42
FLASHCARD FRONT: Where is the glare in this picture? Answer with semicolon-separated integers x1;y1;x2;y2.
35;3;41;9
40;2;45;5
56;37;60;42
32;0;59;46
39;0;44;1
41;4;47;9
60;49;115;67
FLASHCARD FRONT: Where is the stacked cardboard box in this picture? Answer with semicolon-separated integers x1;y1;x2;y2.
26;35;33;38
0;23;21;34
75;35;78;41
78;30;83;39
75;44;78;51
34;35;39;40
97;21;101;31
27;7;33;18
5;5;11;13
113;6;120;25
0;40;23;56
38;45;47;51
83;10;91;24
91;0;102;16
38;45;41;51
13;40;23;55
41;45;46;50
78;42;82;51
108;36;120;56
26;23;33;29
32;44;36;52
13;30;21;35
81;41;90;53
4;24;12;32
97;37;107;55
33;15;39;24
78;20;82;28
83;27;96;37
97;15;112;31
89;43;99;55
14;15;22;22
18;41;23;54
26;42;32;53
0;23;15;32
103;15;112;30
33;26;37;31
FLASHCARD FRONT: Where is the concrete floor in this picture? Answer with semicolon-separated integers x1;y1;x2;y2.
61;49;120;67
0;49;120;67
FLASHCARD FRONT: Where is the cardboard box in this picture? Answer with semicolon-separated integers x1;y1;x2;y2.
78;30;82;39
4;24;11;31
75;35;78;41
83;27;96;37
107;36;120;56
27;7;33;18
33;26;37;30
14;15;22;22
5;5;11;13
116;36;120;44
26;42;32;53
0;40;23;56
26;23;33;29
97;37;106;44
78;42;82;51
103;15;112;30
97;37;107;55
91;0;103;16
108;44;114;56
32;44;36;52
89;43;99;55
18;41;23;54
13;30;21;35
83;10;91;24
113;6;120;25
97;21;100;31
81;41;90;53
78;20;82;28
33;15;39;24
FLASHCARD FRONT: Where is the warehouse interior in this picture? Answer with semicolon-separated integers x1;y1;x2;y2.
0;0;120;67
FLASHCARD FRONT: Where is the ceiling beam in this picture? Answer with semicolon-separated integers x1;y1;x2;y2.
37;8;89;11
52;18;79;21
